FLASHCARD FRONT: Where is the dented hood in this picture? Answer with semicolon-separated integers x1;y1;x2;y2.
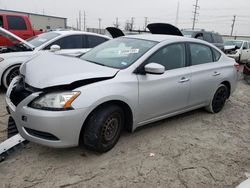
0;27;35;49
20;52;119;89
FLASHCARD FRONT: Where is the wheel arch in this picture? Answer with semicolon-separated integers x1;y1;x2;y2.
1;63;21;87
220;80;231;98
79;100;134;145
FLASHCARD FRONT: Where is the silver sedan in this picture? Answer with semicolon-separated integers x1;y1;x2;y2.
6;35;238;152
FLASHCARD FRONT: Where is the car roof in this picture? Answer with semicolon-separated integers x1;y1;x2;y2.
51;30;110;39
123;34;198;43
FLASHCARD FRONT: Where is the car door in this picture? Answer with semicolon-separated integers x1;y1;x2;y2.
241;42;250;61
137;43;191;123
188;43;223;107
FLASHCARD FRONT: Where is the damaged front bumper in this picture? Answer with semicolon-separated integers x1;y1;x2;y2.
5;76;89;148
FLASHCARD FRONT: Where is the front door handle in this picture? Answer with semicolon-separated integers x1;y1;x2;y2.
179;77;190;83
213;71;221;76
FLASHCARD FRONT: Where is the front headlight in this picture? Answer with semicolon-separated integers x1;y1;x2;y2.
29;91;81;111
0;57;4;62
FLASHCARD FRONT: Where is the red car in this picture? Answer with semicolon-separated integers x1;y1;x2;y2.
0;14;42;47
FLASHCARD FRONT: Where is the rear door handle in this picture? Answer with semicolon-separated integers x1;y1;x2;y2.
213;72;221;76
179;77;190;83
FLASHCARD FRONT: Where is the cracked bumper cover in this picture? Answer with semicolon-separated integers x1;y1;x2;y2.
5;77;89;148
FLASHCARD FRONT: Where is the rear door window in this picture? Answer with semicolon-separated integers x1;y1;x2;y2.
7;16;27;30
146;43;186;70
212;48;221;62
86;35;108;48
190;43;213;65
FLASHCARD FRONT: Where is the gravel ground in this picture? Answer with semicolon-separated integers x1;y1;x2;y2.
0;76;250;188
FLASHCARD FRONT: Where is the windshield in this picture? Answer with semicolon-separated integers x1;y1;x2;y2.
224;41;243;49
25;32;61;48
80;38;158;69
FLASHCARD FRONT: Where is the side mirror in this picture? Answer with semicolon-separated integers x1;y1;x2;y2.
144;63;165;74
50;45;61;52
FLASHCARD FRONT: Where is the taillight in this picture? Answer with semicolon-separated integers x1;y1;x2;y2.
234;63;240;72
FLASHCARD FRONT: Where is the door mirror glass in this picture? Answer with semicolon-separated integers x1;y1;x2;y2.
144;63;165;74
50;45;61;52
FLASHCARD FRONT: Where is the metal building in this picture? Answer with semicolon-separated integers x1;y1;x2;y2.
0;9;67;31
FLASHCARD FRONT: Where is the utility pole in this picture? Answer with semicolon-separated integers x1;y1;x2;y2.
114;17;120;28
230;15;236;36
76;18;79;30
79;11;82;30
83;11;86;31
98;18;102;33
131;17;134;30
192;0;199;30
144;17;148;31
175;1;180;26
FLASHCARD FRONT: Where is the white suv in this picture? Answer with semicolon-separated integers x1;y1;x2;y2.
0;28;110;88
224;40;250;63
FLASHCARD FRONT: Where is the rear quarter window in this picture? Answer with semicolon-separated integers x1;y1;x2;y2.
7;16;27;30
212;48;221;61
190;43;213;65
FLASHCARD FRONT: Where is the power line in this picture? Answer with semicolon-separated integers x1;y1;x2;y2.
192;0;200;30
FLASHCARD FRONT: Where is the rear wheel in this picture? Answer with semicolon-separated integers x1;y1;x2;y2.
83;105;124;153
2;65;20;89
206;84;229;113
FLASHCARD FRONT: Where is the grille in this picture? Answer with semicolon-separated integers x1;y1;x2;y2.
10;78;33;106
24;127;59;141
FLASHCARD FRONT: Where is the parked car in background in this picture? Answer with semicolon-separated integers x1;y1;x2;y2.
0;14;42;47
224;40;250;63
6;34;238;152
181;29;224;51
0;27;110;88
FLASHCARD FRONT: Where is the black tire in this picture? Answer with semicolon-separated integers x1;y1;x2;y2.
3;66;20;89
83;105;124;153
206;84;229;113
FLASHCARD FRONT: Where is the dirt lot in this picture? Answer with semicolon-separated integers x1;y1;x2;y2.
0;76;250;188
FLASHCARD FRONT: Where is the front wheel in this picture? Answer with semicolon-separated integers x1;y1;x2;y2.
83;105;124;153
2;65;20;89
206;84;229;113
